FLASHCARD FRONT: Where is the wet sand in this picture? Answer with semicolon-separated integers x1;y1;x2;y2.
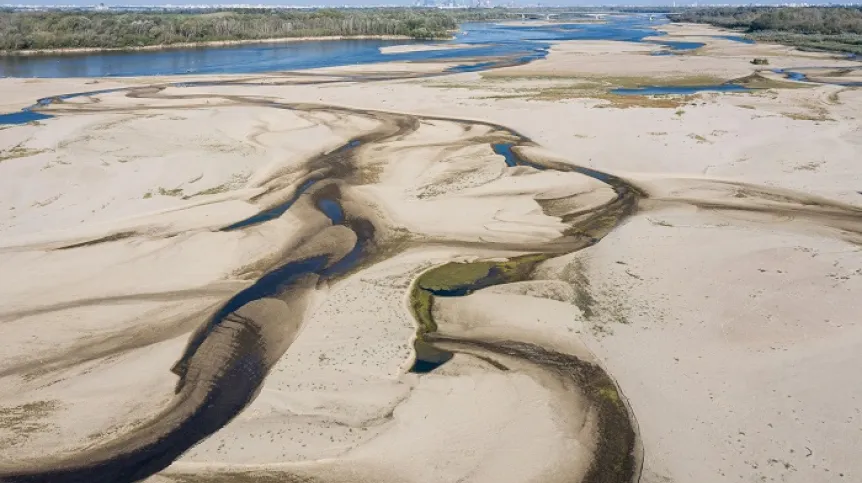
1;22;861;483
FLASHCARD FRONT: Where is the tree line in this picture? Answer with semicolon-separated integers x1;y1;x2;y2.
0;8;512;51
677;7;862;54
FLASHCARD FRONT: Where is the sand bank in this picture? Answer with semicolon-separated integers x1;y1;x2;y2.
379;43;485;55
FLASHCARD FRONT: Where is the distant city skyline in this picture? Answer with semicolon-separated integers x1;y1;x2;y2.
2;0;860;6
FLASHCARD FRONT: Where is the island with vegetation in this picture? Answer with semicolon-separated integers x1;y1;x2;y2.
678;6;862;54
0;8;510;53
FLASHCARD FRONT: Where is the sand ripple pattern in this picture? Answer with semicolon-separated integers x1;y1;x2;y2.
1;75;860;483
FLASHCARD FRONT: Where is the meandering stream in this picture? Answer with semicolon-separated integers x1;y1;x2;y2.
0;78;647;483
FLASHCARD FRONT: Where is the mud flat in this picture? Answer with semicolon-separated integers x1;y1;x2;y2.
1;22;861;483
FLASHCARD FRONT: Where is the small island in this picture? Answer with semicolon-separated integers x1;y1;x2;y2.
0;8;505;54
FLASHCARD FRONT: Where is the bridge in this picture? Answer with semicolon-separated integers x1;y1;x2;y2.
515;11;671;21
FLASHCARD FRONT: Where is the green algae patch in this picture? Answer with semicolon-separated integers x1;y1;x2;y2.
582;369;638;483
417;253;550;294
410;286;435;334
410;253;551;335
418;261;494;292
408;253;552;370
730;72;812;90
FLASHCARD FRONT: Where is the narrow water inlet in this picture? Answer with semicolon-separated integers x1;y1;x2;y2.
0;110;53;125
220;176;319;231
222;139;361;231
316;198;345;224
491;143;518;167
0;87;647;483
491;142;546;170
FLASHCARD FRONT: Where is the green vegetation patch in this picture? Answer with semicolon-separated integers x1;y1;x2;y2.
0;9;514;51
418;253;549;294
0;400;58;449
0;145;45;162
409;253;550;336
157;187;184;197
677;7;862;55
730;72;811;90
472;75;730;108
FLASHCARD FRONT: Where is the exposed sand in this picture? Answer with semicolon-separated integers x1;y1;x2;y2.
1;22;861;483
379;43;484;54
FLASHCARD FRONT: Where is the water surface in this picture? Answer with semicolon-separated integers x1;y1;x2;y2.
0;16;677;78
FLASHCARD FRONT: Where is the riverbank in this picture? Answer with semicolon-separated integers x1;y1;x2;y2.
1;35;427;57
677;6;862;55
1;22;861;483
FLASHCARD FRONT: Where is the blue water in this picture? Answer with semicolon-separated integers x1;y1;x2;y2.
491;143;518;167
651;40;706;51
712;35;755;44
784;71;808;81
221;176;320;231
0;87;126;125
772;67;862;87
612;84;751;95
0;110;52;125
0;16;675;79
316;198;345;224
0;15;735;126
648;39;706;56
410;359;447;374
772;68;809;81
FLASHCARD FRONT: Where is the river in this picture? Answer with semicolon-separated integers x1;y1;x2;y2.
0;16;677;78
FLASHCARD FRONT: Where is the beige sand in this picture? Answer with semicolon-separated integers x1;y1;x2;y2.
379;43;484;54
1;22;861;483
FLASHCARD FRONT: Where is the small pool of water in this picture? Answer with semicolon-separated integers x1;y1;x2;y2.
316;198;345;224
773;69;808;81
0;110;52;125
491;143;518;167
0;87;127;125
647;39;706;56
771;66;862;86
651;40;706;51
410;359;450;374
712;35;755;44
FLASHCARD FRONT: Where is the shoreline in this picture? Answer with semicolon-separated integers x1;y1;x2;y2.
0;34;449;57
